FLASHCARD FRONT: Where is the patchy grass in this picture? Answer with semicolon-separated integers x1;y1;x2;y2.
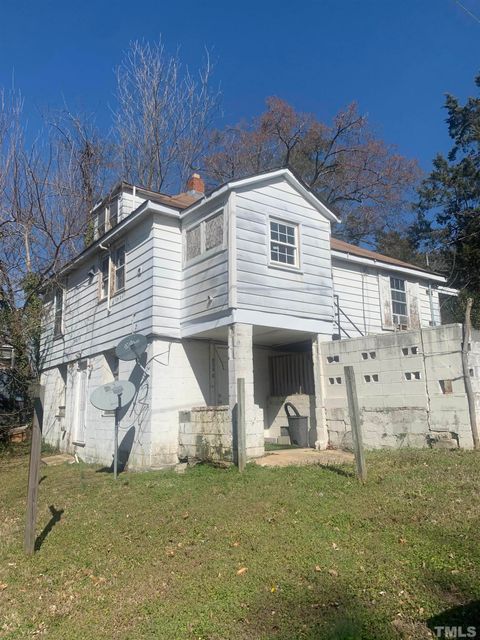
0;448;479;639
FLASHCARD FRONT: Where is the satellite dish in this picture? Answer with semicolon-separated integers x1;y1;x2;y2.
116;333;147;361
90;380;136;411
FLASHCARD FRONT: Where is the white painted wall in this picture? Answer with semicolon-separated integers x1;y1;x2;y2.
42;214;157;369
181;194;230;330
234;179;334;330
332;257;442;338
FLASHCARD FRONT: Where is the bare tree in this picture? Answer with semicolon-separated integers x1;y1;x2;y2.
205;99;421;244
114;39;220;192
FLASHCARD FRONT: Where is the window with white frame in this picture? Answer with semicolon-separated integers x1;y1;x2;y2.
113;245;126;293
185;210;224;263
270;219;299;267
390;277;408;326
53;287;64;336
99;255;110;300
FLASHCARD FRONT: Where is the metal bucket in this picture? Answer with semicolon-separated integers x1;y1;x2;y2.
284;402;309;447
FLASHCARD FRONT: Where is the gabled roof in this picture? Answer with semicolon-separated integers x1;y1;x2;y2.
181;167;340;223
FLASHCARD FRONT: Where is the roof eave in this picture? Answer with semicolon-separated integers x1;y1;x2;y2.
180;168;340;223
331;249;447;283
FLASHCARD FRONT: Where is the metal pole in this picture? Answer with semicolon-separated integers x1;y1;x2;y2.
114;394;121;479
344;366;367;482
24;382;45;554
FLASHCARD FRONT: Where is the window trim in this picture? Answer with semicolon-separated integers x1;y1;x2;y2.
112;244;126;295
98;255;110;302
53;287;65;338
390;276;409;327
268;217;301;270
97;244;126;302
184;207;226;266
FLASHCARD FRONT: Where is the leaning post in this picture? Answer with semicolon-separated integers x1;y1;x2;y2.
24;381;45;555
344;366;367;482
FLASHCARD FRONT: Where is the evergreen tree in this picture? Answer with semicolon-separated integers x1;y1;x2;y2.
416;73;480;325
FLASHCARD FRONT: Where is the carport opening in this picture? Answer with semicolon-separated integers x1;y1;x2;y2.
265;342;316;449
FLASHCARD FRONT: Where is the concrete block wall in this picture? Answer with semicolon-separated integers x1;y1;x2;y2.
320;324;474;450
150;338;210;468
178;406;232;461
228;324;264;459
41;348;153;469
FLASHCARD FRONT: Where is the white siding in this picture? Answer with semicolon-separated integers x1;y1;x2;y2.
332;257;442;338
235;179;334;328
181;195;229;328
152;215;182;337
41;215;157;369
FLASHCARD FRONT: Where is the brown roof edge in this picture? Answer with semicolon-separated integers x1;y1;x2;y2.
330;238;440;276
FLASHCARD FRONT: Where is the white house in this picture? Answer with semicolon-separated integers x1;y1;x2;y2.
40;168;451;469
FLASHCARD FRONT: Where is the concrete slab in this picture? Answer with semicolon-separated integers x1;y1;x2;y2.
253;448;354;468
41;454;75;466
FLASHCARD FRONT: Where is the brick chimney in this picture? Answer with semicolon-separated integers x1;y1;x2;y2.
186;173;205;195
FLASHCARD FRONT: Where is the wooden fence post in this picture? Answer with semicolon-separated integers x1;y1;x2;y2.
24;382;45;555
236;378;246;472
344;366;367;482
462;298;480;450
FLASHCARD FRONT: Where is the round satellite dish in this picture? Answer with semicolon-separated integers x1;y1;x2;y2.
90;380;136;411
116;333;147;361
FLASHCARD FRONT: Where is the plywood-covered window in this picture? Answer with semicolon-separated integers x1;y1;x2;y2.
185;209;225;263
186;225;202;261
270;219;299;267
205;211;224;251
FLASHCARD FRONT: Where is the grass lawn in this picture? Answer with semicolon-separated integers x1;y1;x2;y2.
0;447;479;639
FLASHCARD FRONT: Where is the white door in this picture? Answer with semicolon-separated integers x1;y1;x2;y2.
72;360;88;445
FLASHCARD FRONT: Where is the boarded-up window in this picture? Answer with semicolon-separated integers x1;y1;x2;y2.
186;225;201;261
270;352;314;396
205;211;224;251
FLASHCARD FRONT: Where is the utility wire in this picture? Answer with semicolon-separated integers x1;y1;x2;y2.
455;0;480;25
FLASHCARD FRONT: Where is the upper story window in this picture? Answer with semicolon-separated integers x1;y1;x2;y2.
99;255;110;300
109;198;119;229
113;245;126;293
390;277;408;326
53;287;64;337
270;219;299;267
185;210;224;264
94;197;121;240
98;245;126;301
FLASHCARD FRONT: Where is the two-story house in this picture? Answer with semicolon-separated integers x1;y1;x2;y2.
40;168;451;469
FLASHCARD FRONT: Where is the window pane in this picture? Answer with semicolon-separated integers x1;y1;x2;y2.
100;257;109;299
186;225;201;261
270;220;298;266
205;212;224;251
115;266;125;291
